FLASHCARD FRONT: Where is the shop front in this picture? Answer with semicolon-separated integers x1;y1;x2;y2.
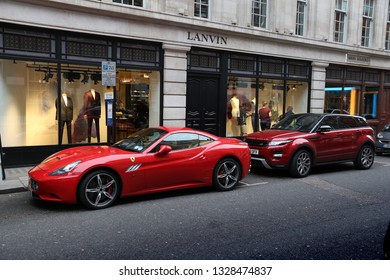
186;49;311;137
0;23;162;167
325;64;390;133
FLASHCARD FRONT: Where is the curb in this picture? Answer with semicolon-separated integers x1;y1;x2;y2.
0;187;27;195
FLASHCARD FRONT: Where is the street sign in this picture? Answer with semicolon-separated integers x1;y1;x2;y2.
101;61;116;87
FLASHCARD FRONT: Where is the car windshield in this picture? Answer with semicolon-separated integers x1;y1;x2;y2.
272;114;322;132
383;124;390;132
112;128;168;152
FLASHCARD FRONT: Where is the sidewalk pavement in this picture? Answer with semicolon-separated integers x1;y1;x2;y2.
0;166;33;194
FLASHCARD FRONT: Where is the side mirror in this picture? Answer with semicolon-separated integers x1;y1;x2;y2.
155;145;172;156
318;125;332;133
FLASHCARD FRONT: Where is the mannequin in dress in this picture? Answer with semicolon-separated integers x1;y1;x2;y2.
226;92;241;136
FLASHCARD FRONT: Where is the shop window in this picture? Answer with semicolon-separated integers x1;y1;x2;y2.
362;87;378;118
285;81;308;116
59;63;108;144
324;85;361;115
226;77;256;137
115;69;160;141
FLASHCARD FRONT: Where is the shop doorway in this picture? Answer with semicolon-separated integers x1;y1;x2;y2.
376;87;390;132
186;76;220;135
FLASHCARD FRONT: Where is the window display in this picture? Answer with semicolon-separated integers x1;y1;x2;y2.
324;85;361;115
225;77;308;137
115;70;160;141
0;59;160;147
226;77;255;137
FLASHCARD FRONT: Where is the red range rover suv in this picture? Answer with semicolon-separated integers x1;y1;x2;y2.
245;113;375;177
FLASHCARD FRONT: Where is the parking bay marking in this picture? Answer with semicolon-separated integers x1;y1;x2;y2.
240;181;268;187
299;176;382;205
373;160;390;167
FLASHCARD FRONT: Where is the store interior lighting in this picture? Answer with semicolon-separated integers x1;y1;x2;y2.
91;73;101;85
81;72;89;84
42;69;53;83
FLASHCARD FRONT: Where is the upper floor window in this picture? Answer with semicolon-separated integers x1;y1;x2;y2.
386;2;390;50
252;0;267;28
112;0;143;7
295;0;306;36
194;0;209;19
361;0;374;47
334;0;348;43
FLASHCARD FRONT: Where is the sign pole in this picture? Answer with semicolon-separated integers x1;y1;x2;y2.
102;61;116;145
0;133;5;180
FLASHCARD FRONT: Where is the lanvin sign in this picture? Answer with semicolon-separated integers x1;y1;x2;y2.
187;31;228;45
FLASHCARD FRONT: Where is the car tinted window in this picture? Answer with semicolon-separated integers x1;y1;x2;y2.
383;124;390;132
113;128;168;152
273;114;322;132
319;116;338;130
338;116;358;129
355;117;369;127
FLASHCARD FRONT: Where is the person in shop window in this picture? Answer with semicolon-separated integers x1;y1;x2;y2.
259;101;272;130
279;106;294;121
134;101;149;129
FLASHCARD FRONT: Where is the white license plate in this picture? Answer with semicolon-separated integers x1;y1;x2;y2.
384;144;390;148
250;149;259;155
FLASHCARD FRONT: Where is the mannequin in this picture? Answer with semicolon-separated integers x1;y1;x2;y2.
55;92;73;144
83;89;101;143
226;92;241;136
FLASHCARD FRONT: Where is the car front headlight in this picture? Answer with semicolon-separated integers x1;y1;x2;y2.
269;140;292;146
377;132;383;139
50;160;81;176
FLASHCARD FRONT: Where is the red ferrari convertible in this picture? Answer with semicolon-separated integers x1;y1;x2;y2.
28;127;251;209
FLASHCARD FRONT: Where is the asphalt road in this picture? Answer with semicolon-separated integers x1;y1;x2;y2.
1;156;390;260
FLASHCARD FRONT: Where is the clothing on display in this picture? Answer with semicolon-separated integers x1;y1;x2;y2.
83;89;101;143
55;93;73;144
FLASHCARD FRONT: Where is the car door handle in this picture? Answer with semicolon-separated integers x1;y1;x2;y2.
199;155;206;160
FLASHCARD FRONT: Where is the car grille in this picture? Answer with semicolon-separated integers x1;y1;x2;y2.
379;139;390;144
245;138;269;147
29;178;38;191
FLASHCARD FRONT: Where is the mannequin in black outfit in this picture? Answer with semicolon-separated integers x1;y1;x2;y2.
55;93;73;144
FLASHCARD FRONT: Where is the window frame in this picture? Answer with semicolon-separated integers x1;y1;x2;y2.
334;0;348;43
295;0;306;36
194;0;209;19
112;0;143;7
251;0;268;29
386;2;390;50
361;0;374;47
